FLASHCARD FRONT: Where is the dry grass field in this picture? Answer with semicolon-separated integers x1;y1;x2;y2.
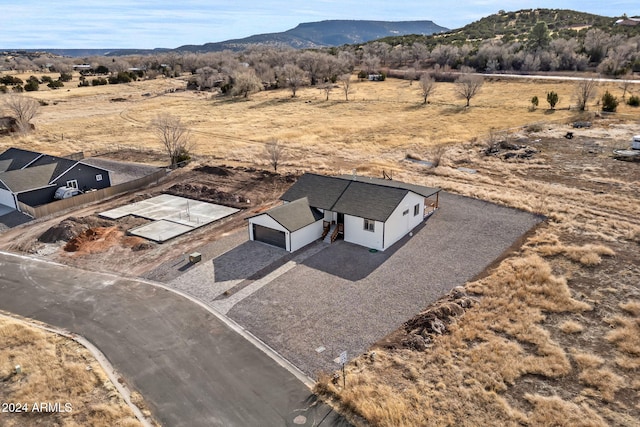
3;72;636;171
2;71;640;426
0;314;152;427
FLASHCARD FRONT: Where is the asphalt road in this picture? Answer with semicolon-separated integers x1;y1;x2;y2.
0;252;348;427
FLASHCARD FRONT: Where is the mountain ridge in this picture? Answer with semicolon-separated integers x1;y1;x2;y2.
9;19;448;57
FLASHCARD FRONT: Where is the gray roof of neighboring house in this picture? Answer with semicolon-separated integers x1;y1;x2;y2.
0;163;57;193
28;155;78;183
0;159;12;173
0;147;43;171
280;173;441;222
0;148;112;194
254;197;323;232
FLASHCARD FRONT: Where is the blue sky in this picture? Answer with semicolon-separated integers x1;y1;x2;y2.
2;0;638;49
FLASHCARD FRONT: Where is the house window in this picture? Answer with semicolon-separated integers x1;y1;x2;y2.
66;179;78;189
96;174;102;181
403;209;409;216
414;204;420;216
363;219;375;232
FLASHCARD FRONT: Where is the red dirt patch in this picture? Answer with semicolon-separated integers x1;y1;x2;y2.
64;227;123;254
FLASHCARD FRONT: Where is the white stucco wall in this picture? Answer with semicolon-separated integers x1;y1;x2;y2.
383;192;425;250
248;214;290;250
290;220;324;252
344;214;384;250
0;188;16;209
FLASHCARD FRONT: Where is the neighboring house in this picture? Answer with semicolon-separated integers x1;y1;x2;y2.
248;173;440;252
615;17;640;26
0;147;111;212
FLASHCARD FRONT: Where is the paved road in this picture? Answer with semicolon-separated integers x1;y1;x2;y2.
0;252;348;427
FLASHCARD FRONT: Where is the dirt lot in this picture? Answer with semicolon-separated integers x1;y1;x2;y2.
0;163;297;276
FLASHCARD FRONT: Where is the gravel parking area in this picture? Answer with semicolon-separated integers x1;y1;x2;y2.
82;157;162;185
227;192;543;377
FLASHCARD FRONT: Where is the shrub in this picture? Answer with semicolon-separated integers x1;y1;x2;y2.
531;95;539;108
47;80;64;89
0;85;7;93
546;91;559;109
95;65;109;74
24;78;39;92
91;78;108;86
59;72;73;82
627;95;640;107
108;72;133;84
0;75;23;85
357;70;367;80
601;91;618;112
12;85;24;92
40;75;54;83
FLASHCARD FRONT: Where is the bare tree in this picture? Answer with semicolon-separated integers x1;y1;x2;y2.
279;63;306;97
362;54;381;75
150;113;192;167
619;71;633;100
418;74;435;104
405;68;416;85
264;139;285;172
231;69;262;98
455;72;483;107
297;51;329;86
319;81;334;101
574;79;598;111
3;95;39;133
338;74;353;101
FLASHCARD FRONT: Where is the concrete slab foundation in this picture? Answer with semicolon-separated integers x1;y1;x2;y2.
100;194;239;243
128;220;195;243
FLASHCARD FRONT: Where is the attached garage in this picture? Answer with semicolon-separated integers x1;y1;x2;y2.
247;197;324;252
252;224;286;249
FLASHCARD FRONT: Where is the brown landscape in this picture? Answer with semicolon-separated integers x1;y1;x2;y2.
1;70;639;426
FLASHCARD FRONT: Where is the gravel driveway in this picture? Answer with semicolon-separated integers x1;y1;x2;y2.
227;192;543;377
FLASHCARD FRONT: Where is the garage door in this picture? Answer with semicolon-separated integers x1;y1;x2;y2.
253;224;286;249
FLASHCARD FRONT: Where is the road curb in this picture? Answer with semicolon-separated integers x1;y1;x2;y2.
0;312;154;427
0;250;316;389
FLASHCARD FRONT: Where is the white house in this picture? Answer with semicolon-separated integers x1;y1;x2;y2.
248;173;440;252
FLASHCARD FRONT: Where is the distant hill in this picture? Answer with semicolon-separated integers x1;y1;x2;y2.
175;20;448;53
374;9;639;48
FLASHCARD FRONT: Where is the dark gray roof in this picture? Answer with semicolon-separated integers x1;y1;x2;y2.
0;159;12;173
29;155;78;182
280;174;351;210
0;163;57;193
332;181;409;222
280;173;441;222
0;147;43;171
256;197;323;232
338;175;441;198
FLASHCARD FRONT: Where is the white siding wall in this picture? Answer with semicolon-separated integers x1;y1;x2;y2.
344;214;384;250
0;189;16;209
248;214;290;250
383;192;425;250
324;210;336;223
290;220;323;252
